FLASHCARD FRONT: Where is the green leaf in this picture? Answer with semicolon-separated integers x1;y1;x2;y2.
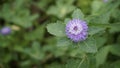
112;9;120;20
72;8;84;20
20;60;32;68
46;62;65;68
96;46;111;67
88;55;97;68
24;26;45;41
47;1;75;18
110;44;120;56
47;23;66;37
12;13;38;28
0;3;38;28
111;60;120;68
66;57;89;68
53;46;68;57
2;53;12;63
13;45;24;52
78;37;97;53
64;18;71;24
95;36;107;48
100;60;120;68
109;23;120;33
91;0;103;14
57;37;71;47
24;41;45;60
87;13;110;24
88;26;105;36
0;38;10;48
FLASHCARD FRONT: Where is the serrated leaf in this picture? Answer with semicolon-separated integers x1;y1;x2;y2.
47;23;66;37
72;8;84;20
88;26;105;36
57;37;71;47
87;13;110;24
78;37;97;53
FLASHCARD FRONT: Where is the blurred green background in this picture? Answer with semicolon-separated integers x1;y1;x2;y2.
0;0;120;68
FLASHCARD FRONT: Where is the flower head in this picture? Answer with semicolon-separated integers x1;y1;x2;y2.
0;27;11;35
65;19;88;42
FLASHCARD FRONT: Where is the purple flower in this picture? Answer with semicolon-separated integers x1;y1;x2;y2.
65;19;88;42
0;27;11;35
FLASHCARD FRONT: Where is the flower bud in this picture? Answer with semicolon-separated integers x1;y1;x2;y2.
0;27;11;35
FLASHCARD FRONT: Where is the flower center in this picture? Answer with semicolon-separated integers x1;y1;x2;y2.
67;23;83;35
73;26;78;31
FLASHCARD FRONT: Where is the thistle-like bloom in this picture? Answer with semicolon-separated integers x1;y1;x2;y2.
65;19;88;42
0;27;11;35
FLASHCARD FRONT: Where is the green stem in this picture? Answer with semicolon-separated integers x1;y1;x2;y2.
77;58;85;68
